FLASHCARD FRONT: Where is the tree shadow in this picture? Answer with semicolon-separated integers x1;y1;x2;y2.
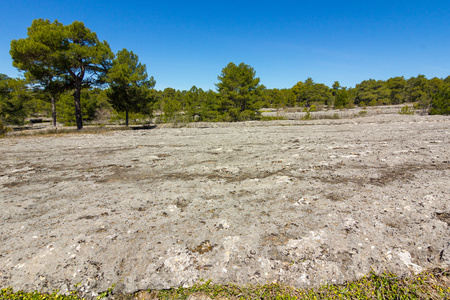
130;125;157;130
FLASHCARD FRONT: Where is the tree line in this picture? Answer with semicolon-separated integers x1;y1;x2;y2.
1;19;449;132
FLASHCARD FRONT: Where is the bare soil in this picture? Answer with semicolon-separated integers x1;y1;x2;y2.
0;113;449;298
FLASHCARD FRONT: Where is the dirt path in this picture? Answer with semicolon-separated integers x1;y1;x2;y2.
0;114;449;298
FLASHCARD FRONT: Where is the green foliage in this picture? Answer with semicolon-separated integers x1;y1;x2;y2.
0;75;32;126
369;98;377;106
26;92;52;118
0;287;80;300
292;78;333;107
10;19;70;126
358;110;368;117
0;119;8;137
154;87;183;123
386;76;407;104
430;87;450;115
405;75;430;103
399;105;415;115
96;284;115;299
11;19;114;130
301;110;311;120
196;89;222;122
10;20;66;88
1;269;449;300
62;21;114;129
216;62;263;121
162;95;183;123
156;269;450;300
355;79;390;106
333;86;350;109
106;49;155;126
56;89;111;125
261;88;296;108
6;21;450;125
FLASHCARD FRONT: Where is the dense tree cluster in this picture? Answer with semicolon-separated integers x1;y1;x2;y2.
1;19;449;131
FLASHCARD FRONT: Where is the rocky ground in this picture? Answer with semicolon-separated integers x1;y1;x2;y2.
0;113;449;298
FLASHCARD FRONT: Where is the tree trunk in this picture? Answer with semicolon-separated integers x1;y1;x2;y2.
74;85;83;130
51;94;57;127
125;110;129;127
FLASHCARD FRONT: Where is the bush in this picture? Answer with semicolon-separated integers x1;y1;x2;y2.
0;119;8;137
399;105;415;115
369;99;377;106
358;110;368;117
301;110;311;120
430;90;450;115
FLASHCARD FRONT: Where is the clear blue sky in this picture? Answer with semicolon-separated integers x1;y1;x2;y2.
1;0;449;91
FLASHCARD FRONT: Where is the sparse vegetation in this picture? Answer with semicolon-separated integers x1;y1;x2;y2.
1;269;449;300
399;105;415;115
301;110;311;120
358;110;367;117
0;119;8;137
259;116;286;121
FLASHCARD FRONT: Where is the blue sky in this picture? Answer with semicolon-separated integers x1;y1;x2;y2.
1;0;449;91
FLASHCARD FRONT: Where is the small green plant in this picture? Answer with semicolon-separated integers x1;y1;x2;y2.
0;120;8;137
96;283;115;299
332;113;340;119
156;269;450;299
399;105;415;115
1;269;449;300
369;99;377;106
301;110;311;120
358;110;368;117
309;104;317;112
0;287;80;300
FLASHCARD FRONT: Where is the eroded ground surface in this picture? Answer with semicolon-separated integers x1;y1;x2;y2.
0;114;449;298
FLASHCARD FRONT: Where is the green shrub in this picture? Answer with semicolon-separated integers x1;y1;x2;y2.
239;109;257;121
301;110;311;120
399;105;415;115
358;110;368;117
369;99;377;106
430;90;450;115
0;119;8;137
